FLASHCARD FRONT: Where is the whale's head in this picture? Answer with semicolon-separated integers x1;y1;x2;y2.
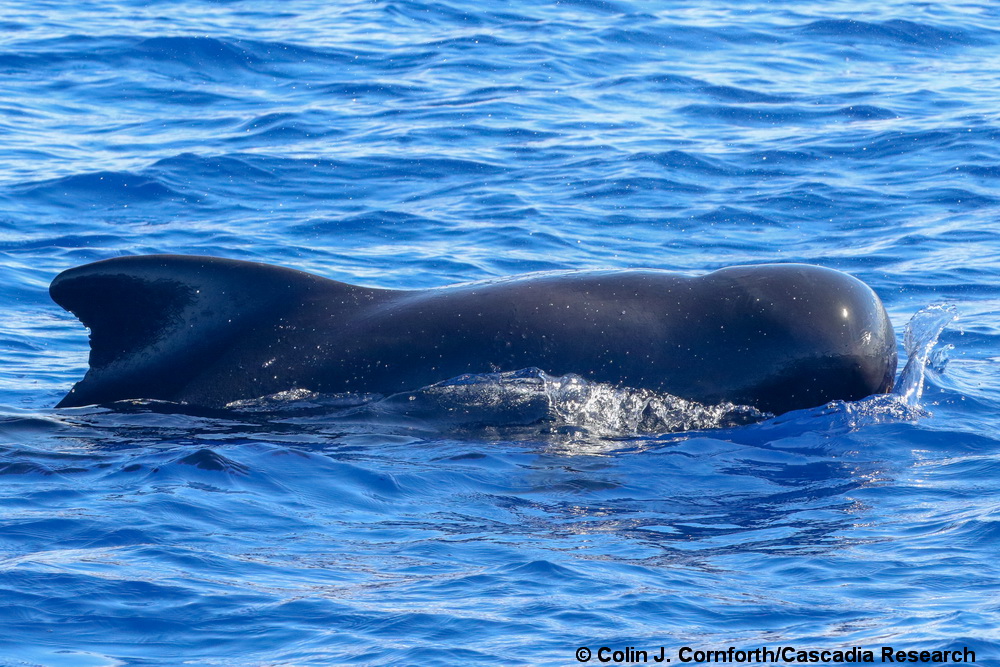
702;264;897;414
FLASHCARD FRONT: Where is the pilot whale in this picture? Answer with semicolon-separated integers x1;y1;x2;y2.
50;255;896;414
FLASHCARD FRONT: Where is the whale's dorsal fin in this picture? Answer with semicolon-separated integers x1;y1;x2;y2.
50;254;384;407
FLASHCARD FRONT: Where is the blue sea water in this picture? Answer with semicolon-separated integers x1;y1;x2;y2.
1;1;999;665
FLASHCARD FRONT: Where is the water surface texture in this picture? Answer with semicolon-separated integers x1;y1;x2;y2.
1;1;999;665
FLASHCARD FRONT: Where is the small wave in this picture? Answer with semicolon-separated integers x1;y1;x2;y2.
574;176;708;199
629;150;736;176
294;210;447;239
0;460;54;476
0;413;79;437
597;25;783;50
315;81;426;99
593;72;700;91
677;103;814;126
11;170;189;207
175;449;249;474
963;165;1000;179
677;103;896;126
693;206;779;226
355;156;506;179
133;36;261;69
837;105;897;120
920;187;999;208
150;153;278;182
699;84;794;104
805;128;957;162
798;19;987;48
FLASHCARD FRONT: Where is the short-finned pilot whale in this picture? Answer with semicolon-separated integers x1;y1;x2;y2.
50;255;896;414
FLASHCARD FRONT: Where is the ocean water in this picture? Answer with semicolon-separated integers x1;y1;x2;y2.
1;1;999;665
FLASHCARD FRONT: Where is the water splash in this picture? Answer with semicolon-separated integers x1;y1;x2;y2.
529;371;767;436
232;368;769;437
894;304;958;407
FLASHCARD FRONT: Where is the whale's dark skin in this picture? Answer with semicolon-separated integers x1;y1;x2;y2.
50;255;896;414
